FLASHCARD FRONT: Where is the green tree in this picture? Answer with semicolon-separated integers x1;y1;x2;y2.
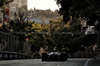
50;15;97;53
0;0;14;7
55;0;100;25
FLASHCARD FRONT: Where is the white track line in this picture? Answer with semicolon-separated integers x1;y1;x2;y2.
84;59;91;66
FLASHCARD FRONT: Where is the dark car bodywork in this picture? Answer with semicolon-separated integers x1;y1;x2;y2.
42;51;68;61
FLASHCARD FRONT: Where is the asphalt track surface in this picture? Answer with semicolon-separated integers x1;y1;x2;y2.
0;58;100;66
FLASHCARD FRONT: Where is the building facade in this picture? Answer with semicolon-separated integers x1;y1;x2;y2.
0;0;27;20
9;0;27;19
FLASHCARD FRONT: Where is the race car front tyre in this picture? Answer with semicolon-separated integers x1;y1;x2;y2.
42;53;48;61
59;53;68;61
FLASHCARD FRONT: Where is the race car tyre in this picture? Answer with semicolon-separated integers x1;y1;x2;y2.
42;53;48;61
59;52;68;61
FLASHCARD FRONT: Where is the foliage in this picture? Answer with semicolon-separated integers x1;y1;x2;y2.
55;0;100;25
0;0;14;8
2;14;97;53
51;16;97;53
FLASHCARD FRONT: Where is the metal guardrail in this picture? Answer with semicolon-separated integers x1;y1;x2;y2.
0;31;31;59
0;31;19;52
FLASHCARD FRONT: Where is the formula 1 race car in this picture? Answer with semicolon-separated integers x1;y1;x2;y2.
42;51;68;61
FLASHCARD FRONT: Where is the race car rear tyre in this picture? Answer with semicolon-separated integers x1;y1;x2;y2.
59;53;68;61
42;53;48;61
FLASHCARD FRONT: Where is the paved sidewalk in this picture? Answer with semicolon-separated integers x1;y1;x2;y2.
88;59;100;66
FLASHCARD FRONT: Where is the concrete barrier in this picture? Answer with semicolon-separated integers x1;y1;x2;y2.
0;51;29;60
